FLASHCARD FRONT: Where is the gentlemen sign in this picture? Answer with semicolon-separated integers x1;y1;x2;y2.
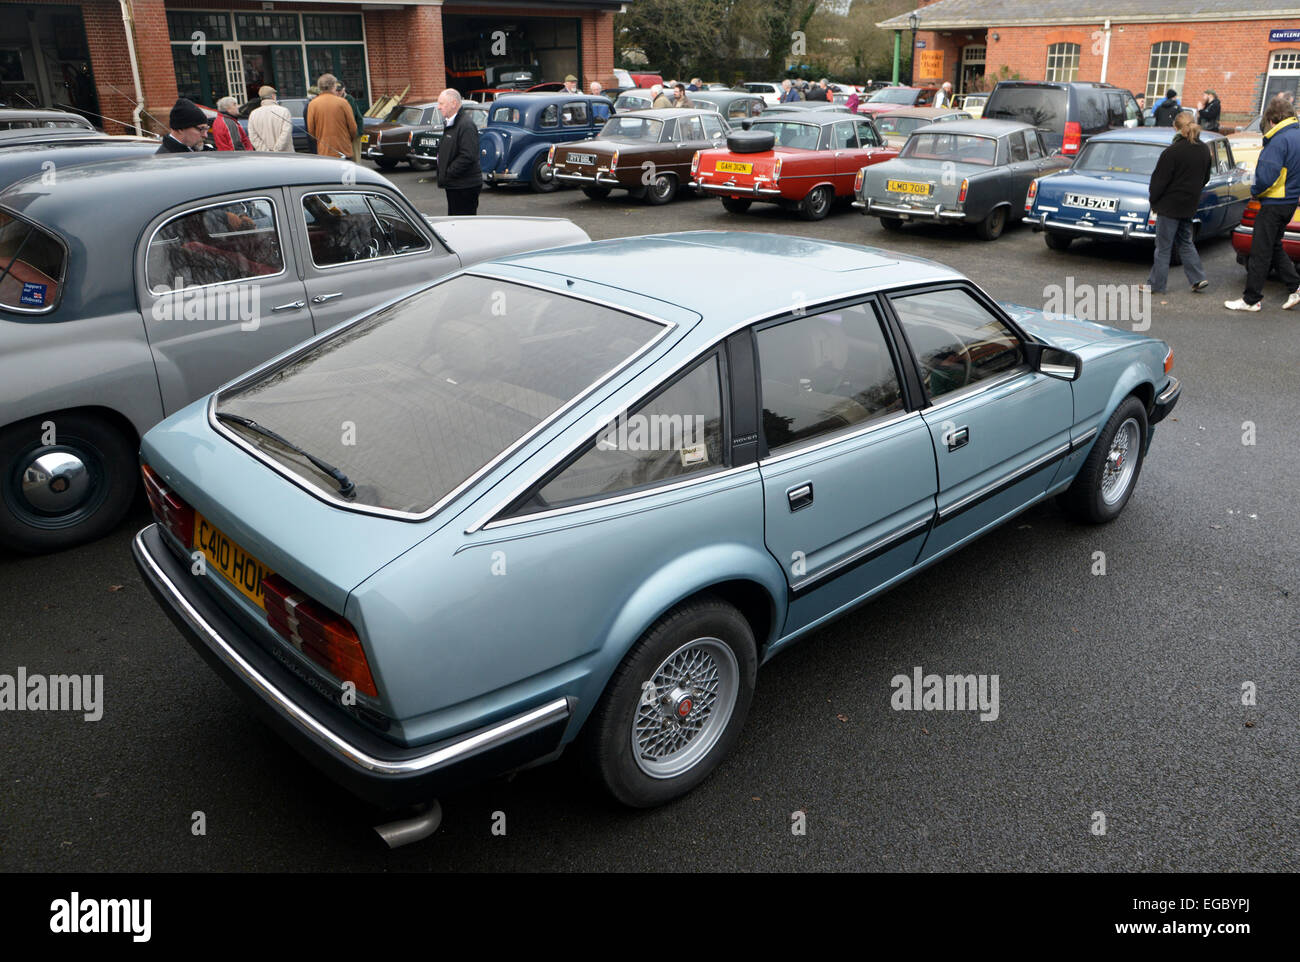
1270;28;1300;42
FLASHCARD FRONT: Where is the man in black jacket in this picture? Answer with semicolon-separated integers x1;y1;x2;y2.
436;88;482;215
1154;89;1181;126
156;98;209;154
1147;111;1212;293
1199;89;1221;132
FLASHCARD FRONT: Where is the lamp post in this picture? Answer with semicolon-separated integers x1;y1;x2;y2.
908;12;920;87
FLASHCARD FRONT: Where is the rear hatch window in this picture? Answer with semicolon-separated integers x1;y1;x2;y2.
0;209;65;313
986;85;1068;134
214;274;666;515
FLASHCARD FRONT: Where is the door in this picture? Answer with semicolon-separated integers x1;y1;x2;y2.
886;285;1073;562
829;120;864;194
754;300;938;634
1004;130;1044;212
671;113;708;178
1199;139;1251;235
138;192;315;415
288;186;457;332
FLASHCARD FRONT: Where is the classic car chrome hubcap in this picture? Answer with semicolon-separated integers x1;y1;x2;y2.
1101;418;1139;505
633;637;738;778
19;450;91;514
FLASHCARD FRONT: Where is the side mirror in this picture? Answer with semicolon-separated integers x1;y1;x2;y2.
1026;343;1082;381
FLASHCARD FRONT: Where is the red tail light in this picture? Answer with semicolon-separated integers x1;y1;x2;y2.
1242;199;1260;225
262;575;378;697
691;150;700;175
958;178;969;204
1164;347;1174;373
610;149;619;171
854;167;864;192
1062;121;1082;155
141;464;194;550
772;157;782;184
1025;178;1038;212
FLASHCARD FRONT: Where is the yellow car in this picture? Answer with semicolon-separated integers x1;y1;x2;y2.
957;93;988;118
1228;116;1263;170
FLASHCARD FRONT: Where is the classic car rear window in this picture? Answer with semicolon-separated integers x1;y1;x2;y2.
985;86;1067;132
1074;141;1165;176
752;121;819;149
490;105;523;124
868;88;920;105
0;209;65;312
146;198;284;293
901;132;996;165
215;275;666;514
601;116;664;140
392;106;428;126
614;95;652;111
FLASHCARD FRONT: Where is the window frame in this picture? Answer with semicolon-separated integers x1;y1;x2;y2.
143;194;287;297
298;188;434;271
1146;40;1190;103
1045;42;1081;83
0;206;69;316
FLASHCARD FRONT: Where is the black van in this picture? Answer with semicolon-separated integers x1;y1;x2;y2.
983;81;1142;156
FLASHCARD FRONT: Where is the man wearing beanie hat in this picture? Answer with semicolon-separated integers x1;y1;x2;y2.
157;98;209;153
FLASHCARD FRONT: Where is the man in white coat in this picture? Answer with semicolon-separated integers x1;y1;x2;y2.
248;85;294;152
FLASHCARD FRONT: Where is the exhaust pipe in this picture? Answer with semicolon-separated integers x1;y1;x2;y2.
374;800;443;848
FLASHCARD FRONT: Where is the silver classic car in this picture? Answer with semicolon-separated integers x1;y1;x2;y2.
0;153;587;553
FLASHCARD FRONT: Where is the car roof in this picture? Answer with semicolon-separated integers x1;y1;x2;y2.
1088;127;1225;144
993;81;1120;89
0;107;94;126
754;112;855;127
485;232;960;333
614;108;712;119
920;119;1033;136
883;107;967;119
691;90;758;101
491;93;610;111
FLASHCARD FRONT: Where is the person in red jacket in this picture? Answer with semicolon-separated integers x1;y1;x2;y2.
212;96;252;151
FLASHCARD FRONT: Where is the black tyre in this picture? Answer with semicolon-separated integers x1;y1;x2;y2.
721;196;752;214
879;215;904;232
581;597;757;808
975;205;1007;241
644;172;677;205
0;412;137;554
1044;230;1072;251
581;185;612;200
1058;396;1148;524
373;158;398;171
530;154;558;193
798;185;833;221
408;156;434;172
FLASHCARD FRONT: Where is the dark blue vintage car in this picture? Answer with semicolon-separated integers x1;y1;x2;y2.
478;93;614;192
1026;127;1250;251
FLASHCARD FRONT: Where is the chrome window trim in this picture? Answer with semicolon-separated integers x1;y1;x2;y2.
1070;426;1099;450
299;188;433;271
759;409;921;467
209;270;677;523
789;514;933;593
922;366;1035;413
143;194;287;296
937;441;1070;520
0;204;69;315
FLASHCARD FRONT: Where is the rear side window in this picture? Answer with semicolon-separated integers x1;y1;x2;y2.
856;119;881;146
891;288;1023;400
0;210;65;312
561;102;588;126
146;198;283;293
1078;90;1107;132
986;85;1067;132
540;104;559;127
1008;131;1029;162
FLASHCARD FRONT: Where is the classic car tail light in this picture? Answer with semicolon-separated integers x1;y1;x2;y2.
610;149;619;171
854;167;864;192
772;157;782;184
957;178;969;204
1062;121;1082;155
1147;209;1158;229
1025;178;1038;212
1242;199;1260;225
407;130;414;145
691;151;700;175
547;145;555;165
262;575;378;698
1164;346;1174;373
141;464;194;550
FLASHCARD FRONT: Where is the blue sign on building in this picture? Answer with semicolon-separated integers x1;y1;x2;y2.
1270;28;1300;42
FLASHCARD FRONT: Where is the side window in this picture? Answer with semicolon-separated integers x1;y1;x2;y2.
301;191;430;267
532;354;726;508
677;114;704;141
146;197;283;293
1124;95;1140;125
856;119;881;146
1079;91;1107;132
1008;131;1029;162
890;287;1024;400
540;104;559;127
1106;93;1126;127
1214;139;1232;173
561;101;589;127
756;302;904;451
701;114;726;139
592;100;611;123
832;121;857;148
0;210;66;312
1025;130;1044;159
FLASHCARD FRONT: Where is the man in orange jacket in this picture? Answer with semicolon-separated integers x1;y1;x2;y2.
305;73;357;159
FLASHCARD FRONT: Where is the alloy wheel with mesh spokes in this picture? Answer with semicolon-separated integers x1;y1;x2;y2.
632;637;739;778
1059;395;1148;524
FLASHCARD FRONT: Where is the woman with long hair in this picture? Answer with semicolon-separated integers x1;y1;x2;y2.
1147;111;1212;294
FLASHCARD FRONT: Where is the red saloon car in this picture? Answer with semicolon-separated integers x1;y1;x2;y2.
1232;199;1300;264
856;85;940;117
691;114;897;220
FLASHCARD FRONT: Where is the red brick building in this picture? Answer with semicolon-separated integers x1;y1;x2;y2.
0;0;621;134
880;0;1300;127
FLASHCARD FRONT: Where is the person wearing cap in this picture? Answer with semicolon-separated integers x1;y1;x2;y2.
306;73;357;159
563;74;578;94
156;98;209;154
248;85;293;152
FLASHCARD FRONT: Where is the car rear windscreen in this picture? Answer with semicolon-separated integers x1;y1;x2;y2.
1074;141;1166;176
985;86;1068;132
214;275;665;514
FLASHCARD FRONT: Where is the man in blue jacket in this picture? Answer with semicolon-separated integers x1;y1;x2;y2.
1227;95;1300;311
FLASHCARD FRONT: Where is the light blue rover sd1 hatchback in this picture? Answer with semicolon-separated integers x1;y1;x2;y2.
133;232;1180;824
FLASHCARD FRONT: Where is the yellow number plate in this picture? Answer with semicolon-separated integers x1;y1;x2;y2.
887;180;931;195
716;160;753;174
194;512;273;610
360;134;369;144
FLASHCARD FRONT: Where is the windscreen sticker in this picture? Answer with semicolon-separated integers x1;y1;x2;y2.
19;282;47;306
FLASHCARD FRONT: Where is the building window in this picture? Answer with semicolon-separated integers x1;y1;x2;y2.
1262;50;1300;111
1146;41;1189;101
304;14;364;42
233;13;301;43
167;12;233;44
1045;43;1080;82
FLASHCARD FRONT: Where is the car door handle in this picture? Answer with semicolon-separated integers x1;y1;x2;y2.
271;300;305;312
312;292;343;303
947;426;970;451
786;482;814;511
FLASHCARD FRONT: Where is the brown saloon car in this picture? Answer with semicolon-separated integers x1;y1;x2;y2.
549;108;731;204
361;102;442;171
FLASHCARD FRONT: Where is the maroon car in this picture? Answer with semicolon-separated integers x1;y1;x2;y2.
1232;199;1300;264
550;108;731;204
